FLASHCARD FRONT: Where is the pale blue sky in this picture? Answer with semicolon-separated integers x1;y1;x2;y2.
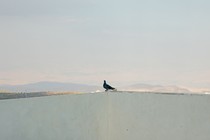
0;0;210;90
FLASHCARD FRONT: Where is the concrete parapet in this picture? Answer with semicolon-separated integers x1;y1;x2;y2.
0;92;210;140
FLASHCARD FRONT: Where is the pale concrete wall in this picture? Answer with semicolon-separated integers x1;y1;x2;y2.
108;92;210;140
0;92;210;140
0;94;108;140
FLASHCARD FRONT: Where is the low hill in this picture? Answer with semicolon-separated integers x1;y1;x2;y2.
0;81;101;93
120;84;191;93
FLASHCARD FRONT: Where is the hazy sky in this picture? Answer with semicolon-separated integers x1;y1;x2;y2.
0;0;210;89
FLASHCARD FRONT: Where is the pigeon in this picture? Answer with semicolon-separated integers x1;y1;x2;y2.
103;80;116;91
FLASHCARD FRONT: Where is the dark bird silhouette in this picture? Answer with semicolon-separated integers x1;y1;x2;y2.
103;80;116;91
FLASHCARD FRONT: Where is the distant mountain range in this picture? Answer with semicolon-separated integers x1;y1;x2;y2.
120;84;191;93
0;81;192;93
0;81;102;93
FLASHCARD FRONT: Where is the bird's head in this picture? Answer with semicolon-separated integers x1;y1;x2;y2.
104;80;106;83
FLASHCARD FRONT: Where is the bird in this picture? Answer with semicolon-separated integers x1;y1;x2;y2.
103;80;116;91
